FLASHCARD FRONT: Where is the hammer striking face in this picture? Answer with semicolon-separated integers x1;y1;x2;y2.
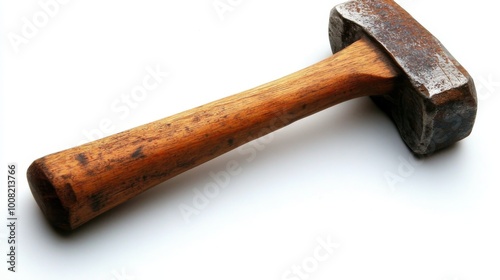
330;0;477;155
27;0;477;230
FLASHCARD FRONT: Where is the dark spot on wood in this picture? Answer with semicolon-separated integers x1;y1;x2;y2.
185;126;192;133
177;159;196;169
142;175;148;181
228;138;234;147
131;146;146;159
166;123;172;128
63;183;77;203
302;104;307;110
76;153;88;166
208;144;223;156
193;115;200;122
89;192;107;212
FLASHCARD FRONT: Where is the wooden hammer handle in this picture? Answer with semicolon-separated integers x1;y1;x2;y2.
27;37;398;230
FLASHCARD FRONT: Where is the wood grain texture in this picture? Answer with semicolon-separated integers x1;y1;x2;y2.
27;37;399;230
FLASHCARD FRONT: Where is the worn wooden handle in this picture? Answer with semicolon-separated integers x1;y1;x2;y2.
27;37;398;230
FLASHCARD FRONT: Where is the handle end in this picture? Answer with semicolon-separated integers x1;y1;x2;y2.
27;159;73;231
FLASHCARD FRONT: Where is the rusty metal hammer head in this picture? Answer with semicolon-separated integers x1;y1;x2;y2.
329;0;477;155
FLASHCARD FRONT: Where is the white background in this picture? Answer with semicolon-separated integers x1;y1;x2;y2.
1;0;499;279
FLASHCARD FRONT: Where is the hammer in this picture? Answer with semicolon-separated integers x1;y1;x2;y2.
27;0;477;231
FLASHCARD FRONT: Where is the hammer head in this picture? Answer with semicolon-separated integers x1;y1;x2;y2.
329;0;477;155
